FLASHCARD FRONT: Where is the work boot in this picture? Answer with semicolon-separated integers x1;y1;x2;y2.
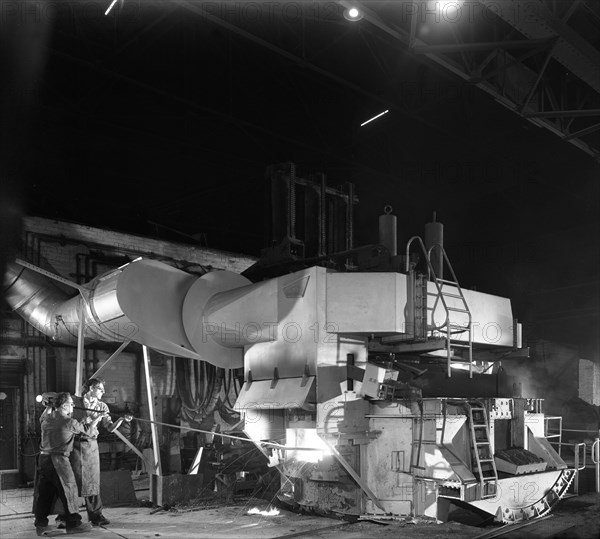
66;522;92;534
35;525;48;536
55;515;67;529
91;514;110;526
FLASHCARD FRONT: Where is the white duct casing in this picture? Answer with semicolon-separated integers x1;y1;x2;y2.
3;258;252;368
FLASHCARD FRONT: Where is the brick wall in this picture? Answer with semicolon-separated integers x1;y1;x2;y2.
23;216;256;274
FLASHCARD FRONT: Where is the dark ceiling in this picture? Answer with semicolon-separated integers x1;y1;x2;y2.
2;0;599;358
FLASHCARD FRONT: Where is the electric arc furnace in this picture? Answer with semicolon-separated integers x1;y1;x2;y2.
4;225;574;523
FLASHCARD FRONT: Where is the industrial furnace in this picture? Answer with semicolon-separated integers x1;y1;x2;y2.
4;209;575;523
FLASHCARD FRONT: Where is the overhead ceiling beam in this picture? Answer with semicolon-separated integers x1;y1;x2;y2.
414;38;552;54
346;0;600;159
473;45;544;83
564;122;600;141
525;109;600;118
518;37;559;113
476;0;600;93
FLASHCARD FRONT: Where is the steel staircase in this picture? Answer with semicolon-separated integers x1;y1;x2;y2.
405;236;473;378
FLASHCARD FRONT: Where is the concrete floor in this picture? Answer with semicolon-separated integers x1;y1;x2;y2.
1;479;598;539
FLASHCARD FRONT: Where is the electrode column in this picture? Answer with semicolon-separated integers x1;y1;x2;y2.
425;212;444;279
379;205;397;256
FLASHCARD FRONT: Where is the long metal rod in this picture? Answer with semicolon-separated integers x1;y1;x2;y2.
133;416;321;451
143;345;162;476
69;404;321;450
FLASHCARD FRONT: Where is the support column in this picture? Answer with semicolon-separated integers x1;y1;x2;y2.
75;297;85;396
143;345;162;476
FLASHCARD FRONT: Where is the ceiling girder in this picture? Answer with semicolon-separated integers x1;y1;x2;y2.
346;0;600;160
525;109;600;118
477;0;600;93
414;38;553;54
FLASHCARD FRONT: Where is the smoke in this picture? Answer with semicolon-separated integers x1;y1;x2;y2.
502;340;583;417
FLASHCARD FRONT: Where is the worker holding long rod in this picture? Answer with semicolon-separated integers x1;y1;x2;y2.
38;394;324;454
38;389;323;487
39;378;132;528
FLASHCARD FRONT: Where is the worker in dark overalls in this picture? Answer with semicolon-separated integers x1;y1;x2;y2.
34;392;92;536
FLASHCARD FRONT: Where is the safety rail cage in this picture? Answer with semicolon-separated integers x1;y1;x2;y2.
552;429;600;495
544;416;563;457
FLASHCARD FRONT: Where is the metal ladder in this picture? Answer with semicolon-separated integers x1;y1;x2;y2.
405;236;473;377
466;400;498;499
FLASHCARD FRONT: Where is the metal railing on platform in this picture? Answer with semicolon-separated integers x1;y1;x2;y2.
544;421;599;495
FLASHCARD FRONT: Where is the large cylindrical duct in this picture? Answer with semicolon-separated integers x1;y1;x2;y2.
3;258;255;368
3;259;197;355
378;205;397;256
425;212;444;279
4;262;73;340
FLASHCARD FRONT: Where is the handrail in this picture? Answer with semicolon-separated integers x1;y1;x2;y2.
592;439;600;465
431;242;473;378
405;236;473;378
405;236;450;332
573;442;586;495
544;416;563;457
406;236;452;376
427;242;473;330
592;438;599;493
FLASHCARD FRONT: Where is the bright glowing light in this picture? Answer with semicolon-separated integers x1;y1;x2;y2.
105;0;118;15
343;6;364;21
247;507;280;516
287;428;332;463
36;394;43;403
360;109;389;127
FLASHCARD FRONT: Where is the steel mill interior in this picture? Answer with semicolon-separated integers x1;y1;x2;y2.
1;1;599;538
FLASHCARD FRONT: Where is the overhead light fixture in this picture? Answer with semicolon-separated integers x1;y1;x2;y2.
360;109;389;127
105;0;118;15
343;6;364;22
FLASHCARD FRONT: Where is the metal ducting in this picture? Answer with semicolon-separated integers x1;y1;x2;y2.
3;258;252;368
4;262;74;340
